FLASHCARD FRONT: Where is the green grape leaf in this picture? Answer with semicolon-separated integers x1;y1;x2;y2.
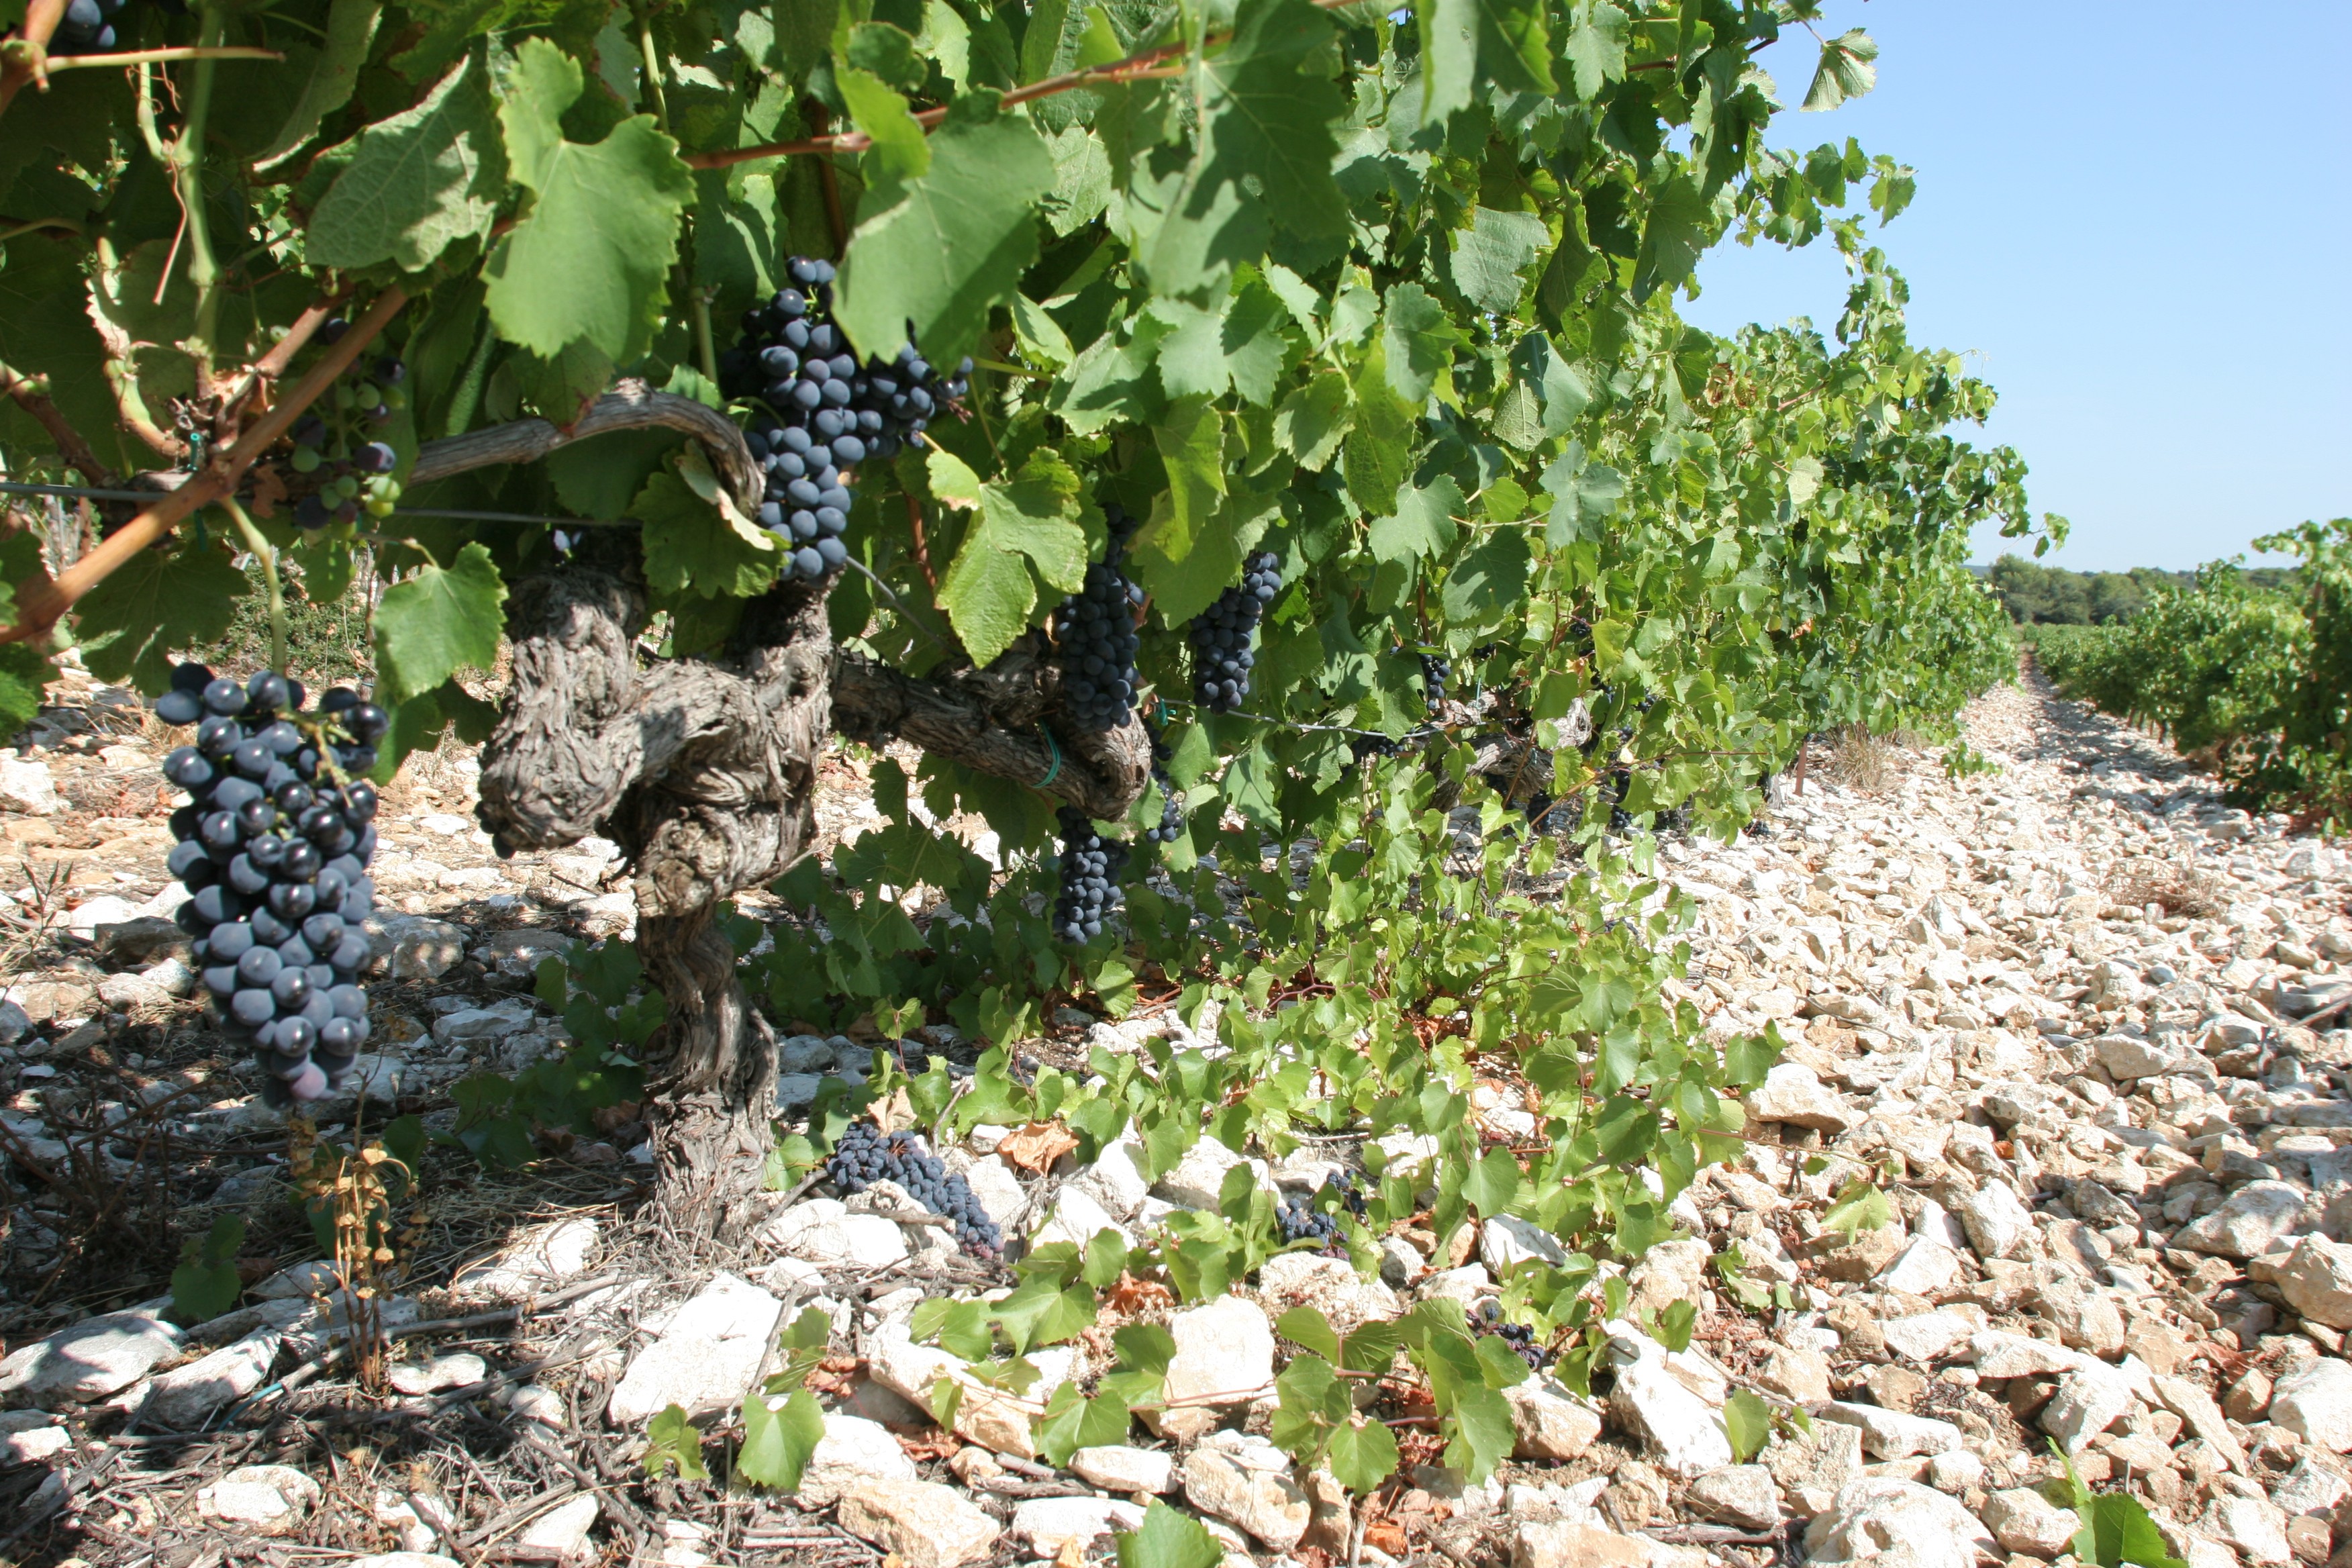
74;539;248;693
1420;0;1555;124
931;448;1087;665
1462;1146;1520;1216
834;92;1056;366
1441;1381;1516;1483
2073;1488;2188;1568
1632;173;1710;304
1722;1387;1772;1463
1821;1177;1892;1240
638;451;783;603
306;52;505;271
837;65;930;182
1326;1416;1400;1495
736;1385;825;1490
644;1404;711;1479
1369;476;1462;565
1126;0;1346;298
1804;28;1879;113
169;1214;245;1324
1114;1502;1223;1568
1561;0;1628;99
1447;207;1551;315
1275;370;1353;469
484;40;693;363
1381;283;1461;406
373;541;507;705
1035;1383;1132;1466
1275;1306;1342;1363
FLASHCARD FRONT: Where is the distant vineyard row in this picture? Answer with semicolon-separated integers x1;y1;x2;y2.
2030;521;2352;832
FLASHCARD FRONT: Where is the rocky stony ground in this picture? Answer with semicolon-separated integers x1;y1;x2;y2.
1;658;2349;1568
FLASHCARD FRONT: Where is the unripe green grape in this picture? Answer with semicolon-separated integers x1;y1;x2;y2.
383;387;407;411
366;496;397;518
290;446;320;473
334;475;360;499
332;384;355;410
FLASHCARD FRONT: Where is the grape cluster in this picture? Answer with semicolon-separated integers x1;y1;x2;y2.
828;1122;1001;1258
1051;806;1128;944
290;322;408;532
50;0;133;52
718;256;972;582
1276;1193;1345;1255
153;665;387;1106
1143;765;1184;845
1187;551;1281;712
1468;1299;1551;1371
1052;502;1145;730
1418;653;1451;716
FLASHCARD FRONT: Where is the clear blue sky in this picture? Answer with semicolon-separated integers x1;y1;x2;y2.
1676;3;2352;573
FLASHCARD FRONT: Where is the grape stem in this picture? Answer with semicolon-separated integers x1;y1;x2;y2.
46;46;283;72
176;3;228;377
219;495;287;676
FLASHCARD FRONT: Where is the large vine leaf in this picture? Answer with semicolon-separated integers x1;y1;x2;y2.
638;448;782;602
305;51;505;271
834;92;1057;365
373;541;509;705
483;39;693;363
932;448;1089;665
73;541;248;693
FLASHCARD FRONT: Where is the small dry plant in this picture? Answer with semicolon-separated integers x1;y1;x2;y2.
1824;724;1905;793
289;1114;426;1392
2103;853;2228;919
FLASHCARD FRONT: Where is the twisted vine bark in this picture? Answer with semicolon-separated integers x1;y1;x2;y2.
450;412;1150;1242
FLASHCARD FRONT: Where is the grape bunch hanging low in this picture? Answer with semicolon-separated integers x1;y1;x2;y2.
1050;501;1145;731
1187;551;1281;712
1051;806;1128;944
828;1122;1001;1258
154;665;387;1106
718;256;971;583
289;320;408;532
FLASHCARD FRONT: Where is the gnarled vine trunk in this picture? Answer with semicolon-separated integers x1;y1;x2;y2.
446;401;1150;1241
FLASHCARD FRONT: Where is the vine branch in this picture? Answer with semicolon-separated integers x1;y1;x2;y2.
0;360;115;485
0;286;408;644
407;380;762;513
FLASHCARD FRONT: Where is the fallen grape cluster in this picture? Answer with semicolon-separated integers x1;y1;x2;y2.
1051;501;1144;730
1050;806;1128;944
1187;551;1282;712
1468;1299;1551;1371
720;256;971;583
156;666;387;1105
827;1121;1001;1258
291;324;408;532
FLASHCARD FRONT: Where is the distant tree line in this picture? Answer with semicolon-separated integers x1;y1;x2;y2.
1982;554;2300;624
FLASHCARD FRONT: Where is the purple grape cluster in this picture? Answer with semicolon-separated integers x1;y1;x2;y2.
289;322;407;532
718;255;971;582
50;0;131;52
1051;501;1145;730
1469;1298;1552;1371
1187;551;1281;712
828;1122;1001;1259
154;665;387;1106
1051;806;1128;944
